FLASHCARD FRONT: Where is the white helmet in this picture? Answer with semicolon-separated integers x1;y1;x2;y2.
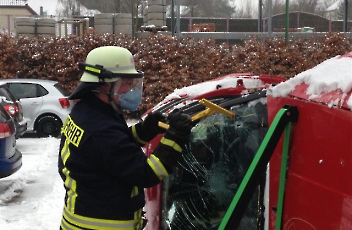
69;46;144;104
79;46;143;82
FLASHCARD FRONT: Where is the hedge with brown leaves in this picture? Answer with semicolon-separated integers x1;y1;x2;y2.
0;33;351;116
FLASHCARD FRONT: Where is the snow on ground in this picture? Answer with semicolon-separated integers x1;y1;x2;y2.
0;121;138;230
0;137;63;230
0;53;350;230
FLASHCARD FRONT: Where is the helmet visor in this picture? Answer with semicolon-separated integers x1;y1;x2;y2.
113;78;143;111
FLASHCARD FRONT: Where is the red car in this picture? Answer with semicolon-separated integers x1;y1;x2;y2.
142;73;285;230
142;53;352;230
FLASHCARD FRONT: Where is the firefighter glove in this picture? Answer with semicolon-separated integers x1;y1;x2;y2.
142;111;166;137
132;111;166;144
153;110;192;173
166;109;192;137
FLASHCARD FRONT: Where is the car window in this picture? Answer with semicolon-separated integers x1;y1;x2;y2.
7;83;48;99
0;87;15;102
163;100;268;229
37;84;49;97
54;83;71;96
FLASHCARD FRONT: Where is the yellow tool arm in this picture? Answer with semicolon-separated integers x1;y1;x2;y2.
158;98;235;129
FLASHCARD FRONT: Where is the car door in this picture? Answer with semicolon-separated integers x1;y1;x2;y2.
6;83;44;131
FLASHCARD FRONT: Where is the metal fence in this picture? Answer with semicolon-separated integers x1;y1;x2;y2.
1;11;352;39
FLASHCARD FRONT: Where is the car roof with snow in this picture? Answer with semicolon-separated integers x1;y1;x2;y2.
269;52;352;111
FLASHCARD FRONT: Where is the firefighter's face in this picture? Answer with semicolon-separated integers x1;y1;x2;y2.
112;78;143;110
115;78;135;95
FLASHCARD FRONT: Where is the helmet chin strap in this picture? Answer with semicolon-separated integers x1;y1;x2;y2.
92;83;122;114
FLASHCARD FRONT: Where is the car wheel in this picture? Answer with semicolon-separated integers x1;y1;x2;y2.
36;116;62;137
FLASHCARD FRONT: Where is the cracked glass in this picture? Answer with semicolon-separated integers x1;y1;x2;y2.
162;98;268;230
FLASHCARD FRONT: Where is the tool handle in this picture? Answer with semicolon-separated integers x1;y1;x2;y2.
158;121;170;129
199;99;235;119
157;98;235;130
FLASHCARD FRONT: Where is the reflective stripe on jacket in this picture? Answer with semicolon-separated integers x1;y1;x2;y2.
58;93;162;230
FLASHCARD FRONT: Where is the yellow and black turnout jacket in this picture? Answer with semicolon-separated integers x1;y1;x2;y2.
58;93;180;230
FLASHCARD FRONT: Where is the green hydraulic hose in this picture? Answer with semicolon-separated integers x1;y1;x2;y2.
275;122;291;230
218;105;297;230
218;108;287;229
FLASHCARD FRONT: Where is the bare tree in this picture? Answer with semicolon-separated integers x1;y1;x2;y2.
214;0;237;17
290;0;320;13
74;0;132;13
337;0;352;20
262;0;286;16
204;0;345;20
233;0;254;18
315;0;337;17
59;0;235;18
180;0;236;17
261;0;331;17
57;0;81;17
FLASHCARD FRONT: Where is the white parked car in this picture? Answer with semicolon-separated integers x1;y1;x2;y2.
0;79;73;137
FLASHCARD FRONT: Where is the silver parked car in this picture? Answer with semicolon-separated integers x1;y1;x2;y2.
0;79;73;137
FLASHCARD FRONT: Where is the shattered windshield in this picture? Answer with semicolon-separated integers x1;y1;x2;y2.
162;98;268;230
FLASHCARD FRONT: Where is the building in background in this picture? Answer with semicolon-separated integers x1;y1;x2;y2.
0;3;37;35
325;0;342;20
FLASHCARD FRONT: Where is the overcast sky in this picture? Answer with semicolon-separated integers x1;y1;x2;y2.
27;0;58;16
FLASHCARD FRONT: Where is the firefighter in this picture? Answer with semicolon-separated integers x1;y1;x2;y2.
58;46;192;230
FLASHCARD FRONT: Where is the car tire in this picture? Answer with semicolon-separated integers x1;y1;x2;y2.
36;116;62;138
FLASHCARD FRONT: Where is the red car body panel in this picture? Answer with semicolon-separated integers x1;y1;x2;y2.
267;83;352;229
143;61;352;229
143;73;286;230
